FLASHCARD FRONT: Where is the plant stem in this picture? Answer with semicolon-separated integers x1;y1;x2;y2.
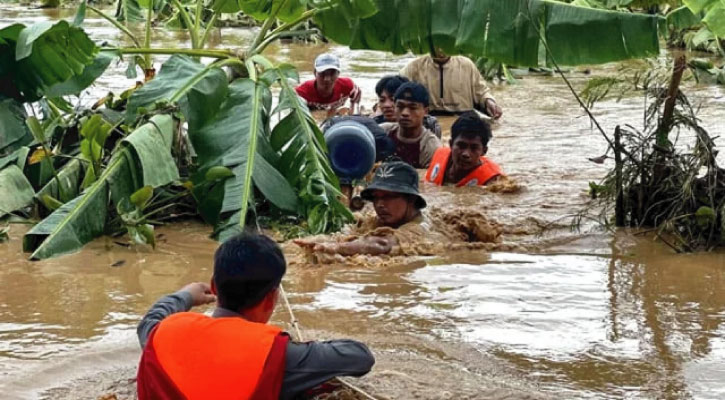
199;11;220;48
248;0;291;55
144;4;153;71
252;9;318;55
88;6;141;48
194;0;202;42
168;0;198;48
111;47;233;58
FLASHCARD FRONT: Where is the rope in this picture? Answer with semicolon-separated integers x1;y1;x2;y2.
279;284;379;400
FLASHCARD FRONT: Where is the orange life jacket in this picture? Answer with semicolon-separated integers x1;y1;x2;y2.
137;312;287;400
425;147;502;186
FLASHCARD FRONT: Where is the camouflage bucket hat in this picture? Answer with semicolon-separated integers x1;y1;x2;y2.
360;161;427;209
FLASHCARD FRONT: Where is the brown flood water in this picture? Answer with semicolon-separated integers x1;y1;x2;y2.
1;5;725;400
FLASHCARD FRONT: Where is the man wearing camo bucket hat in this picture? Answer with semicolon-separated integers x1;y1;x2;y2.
294;161;426;256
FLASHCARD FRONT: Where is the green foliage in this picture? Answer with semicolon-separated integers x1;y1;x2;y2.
118;186;156;247
316;0;661;67
684;0;725;36
79;114;113;188
125;54;227;124
23;115;178;260
0;98;32;156
267;64;353;233
186;71;297;240
0;21;99;102
0;165;35;218
35;159;85;210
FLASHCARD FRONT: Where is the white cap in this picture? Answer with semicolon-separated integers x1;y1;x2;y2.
314;53;340;72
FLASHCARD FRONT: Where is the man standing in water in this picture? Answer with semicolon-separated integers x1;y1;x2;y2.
425;111;503;186
401;49;502;119
373;75;442;138
136;233;374;399
295;53;362;112
295;161;428;256
381;82;441;168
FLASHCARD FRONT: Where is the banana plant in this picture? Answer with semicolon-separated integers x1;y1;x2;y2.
2;0;674;259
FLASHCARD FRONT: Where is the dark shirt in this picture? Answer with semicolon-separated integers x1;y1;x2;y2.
137;291;375;400
387;128;422;168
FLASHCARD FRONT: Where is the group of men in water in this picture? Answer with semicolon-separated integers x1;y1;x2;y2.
135;50;505;399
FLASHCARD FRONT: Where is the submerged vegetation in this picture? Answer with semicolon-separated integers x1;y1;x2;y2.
1;0;709;260
579;55;725;252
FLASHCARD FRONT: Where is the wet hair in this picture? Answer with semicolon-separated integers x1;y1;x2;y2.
450;111;492;148
375;75;409;97
213;233;286;312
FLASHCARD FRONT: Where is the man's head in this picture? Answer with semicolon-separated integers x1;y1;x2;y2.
211;233;286;323
375;75;409;122
360;161;426;227
393;82;429;132
450;111;492;171
314;53;341;94
431;47;451;64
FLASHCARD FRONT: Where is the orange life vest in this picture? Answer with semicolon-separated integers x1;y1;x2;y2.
425;147;502;186
137;312;287;400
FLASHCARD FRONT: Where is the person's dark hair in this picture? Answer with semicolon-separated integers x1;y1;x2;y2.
450;111;492;148
213;233;286;312
393;82;430;107
375;75;409;97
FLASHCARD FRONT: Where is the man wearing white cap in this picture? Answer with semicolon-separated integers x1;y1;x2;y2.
295;53;361;111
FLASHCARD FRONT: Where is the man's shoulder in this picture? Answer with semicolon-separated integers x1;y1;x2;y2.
452;56;477;70
295;79;316;95
380;121;398;134
336;77;355;89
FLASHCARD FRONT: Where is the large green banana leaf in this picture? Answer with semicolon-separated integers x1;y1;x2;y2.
0;21;99;102
316;0;661;67
125;55;228;124
684;0;725;36
23;115;178;260
34;158;85;211
187;76;298;241
0;165;35;218
267;64;353;234
0;98;32;156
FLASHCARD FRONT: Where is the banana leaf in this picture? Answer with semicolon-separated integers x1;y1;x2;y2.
34;158;86;211
667;5;703;30
187;77;298;240
0;98;32;156
45;51;116;98
126;55;228;124
0;165;35;218
267;64;353;234
316;0;661;67
238;0;306;23
24;115;178;260
0;21;98;102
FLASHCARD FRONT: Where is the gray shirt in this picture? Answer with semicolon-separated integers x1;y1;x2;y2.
137;291;375;399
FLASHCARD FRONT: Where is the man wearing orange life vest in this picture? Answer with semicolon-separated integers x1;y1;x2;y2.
425;111;503;187
136;233;374;399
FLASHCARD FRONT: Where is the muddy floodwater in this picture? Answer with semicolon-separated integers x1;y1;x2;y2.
2;5;725;400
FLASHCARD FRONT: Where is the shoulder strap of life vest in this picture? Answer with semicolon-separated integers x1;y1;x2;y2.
424;147;451;185
456;156;502;187
138;312;285;400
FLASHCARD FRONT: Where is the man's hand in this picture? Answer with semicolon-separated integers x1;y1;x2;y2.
349;85;362;104
180;282;216;307
485;98;502;119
